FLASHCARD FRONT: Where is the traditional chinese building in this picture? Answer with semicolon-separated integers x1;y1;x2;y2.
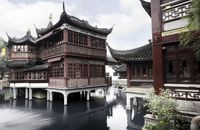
108;42;153;88
141;0;200;114
6;3;112;105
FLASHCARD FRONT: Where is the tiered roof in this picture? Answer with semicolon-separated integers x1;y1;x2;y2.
36;2;113;37
108;43;152;63
6;30;37;46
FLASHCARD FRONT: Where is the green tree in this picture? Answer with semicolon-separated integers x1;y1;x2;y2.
0;38;8;80
180;0;200;58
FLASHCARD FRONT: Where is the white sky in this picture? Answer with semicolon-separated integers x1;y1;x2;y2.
0;0;151;51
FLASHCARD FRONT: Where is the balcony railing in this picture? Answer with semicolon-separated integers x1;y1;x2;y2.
41;43;64;59
11;52;36;59
41;42;106;59
164;84;200;101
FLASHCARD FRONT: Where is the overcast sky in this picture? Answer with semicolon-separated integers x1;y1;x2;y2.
0;0;151;51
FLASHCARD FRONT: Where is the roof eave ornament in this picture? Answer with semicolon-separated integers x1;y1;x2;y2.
63;1;66;12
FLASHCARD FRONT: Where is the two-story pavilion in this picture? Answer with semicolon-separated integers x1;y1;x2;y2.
108;42;153;88
6;3;112;105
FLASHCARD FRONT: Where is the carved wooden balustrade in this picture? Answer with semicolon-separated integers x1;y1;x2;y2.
8;71;48;81
48;78;106;89
41;43;64;59
11;52;36;59
66;43;106;58
41;42;106;59
165;85;200;101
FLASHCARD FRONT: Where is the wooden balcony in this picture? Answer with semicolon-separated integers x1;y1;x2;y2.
41;43;64;59
41;42;106;60
8;71;48;82
11;52;36;59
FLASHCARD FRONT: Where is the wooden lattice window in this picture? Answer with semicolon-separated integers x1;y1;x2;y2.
91;37;105;49
90;64;105;78
49;62;64;78
68;30;88;46
68;63;88;78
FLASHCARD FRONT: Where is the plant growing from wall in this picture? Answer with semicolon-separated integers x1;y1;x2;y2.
180;0;200;58
145;89;178;130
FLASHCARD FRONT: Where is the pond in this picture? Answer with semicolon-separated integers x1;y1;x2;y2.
0;87;146;130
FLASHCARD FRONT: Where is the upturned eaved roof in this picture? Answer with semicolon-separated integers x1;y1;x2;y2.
24;64;48;71
107;56;118;65
6;30;37;46
6;60;32;68
140;0;151;17
36;2;113;37
108;43;152;62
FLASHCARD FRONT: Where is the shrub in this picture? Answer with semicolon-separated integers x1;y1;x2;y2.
145;89;178;130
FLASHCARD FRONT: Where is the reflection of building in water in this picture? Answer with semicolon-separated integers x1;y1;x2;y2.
127;99;146;130
42;99;114;130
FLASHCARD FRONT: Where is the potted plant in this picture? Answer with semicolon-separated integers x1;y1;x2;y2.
144;89;178;130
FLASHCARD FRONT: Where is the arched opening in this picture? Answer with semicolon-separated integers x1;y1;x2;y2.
68;92;81;103
52;92;64;102
32;89;46;99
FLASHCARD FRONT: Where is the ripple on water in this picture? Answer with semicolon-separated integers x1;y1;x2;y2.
0;108;52;130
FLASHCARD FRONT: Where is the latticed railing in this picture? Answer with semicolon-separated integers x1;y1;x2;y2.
41;42;106;59
11;52;36;59
164;84;200;101
42;43;64;59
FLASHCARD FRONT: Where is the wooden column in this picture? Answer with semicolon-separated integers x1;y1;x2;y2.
127;63;131;88
151;0;163;94
64;57;68;87
63;29;68;52
153;44;164;94
87;36;91;85
63;29;68;87
88;64;90;85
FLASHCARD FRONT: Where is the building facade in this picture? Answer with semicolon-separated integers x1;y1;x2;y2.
141;0;200;114
6;3;112;105
144;0;200;93
108;43;153;88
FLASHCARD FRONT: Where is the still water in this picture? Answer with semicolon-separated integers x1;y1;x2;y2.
0;87;146;130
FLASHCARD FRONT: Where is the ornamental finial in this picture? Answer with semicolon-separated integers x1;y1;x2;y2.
63;1;65;12
49;13;52;21
27;28;31;35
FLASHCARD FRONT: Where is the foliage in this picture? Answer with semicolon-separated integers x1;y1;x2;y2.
0;59;7;80
180;0;200;58
0;38;5;48
145;89;178;130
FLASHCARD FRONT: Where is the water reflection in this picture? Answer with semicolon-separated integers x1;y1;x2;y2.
0;87;146;130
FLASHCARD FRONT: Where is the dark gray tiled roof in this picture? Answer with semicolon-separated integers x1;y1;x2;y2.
108;43;152;62
24;64;48;71
140;0;151;17
7;31;37;46
6;60;31;67
107;56;118;64
36;2;113;37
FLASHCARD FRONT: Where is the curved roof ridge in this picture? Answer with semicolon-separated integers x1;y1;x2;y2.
6;31;37;46
108;43;152;62
36;2;113;37
108;43;150;55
